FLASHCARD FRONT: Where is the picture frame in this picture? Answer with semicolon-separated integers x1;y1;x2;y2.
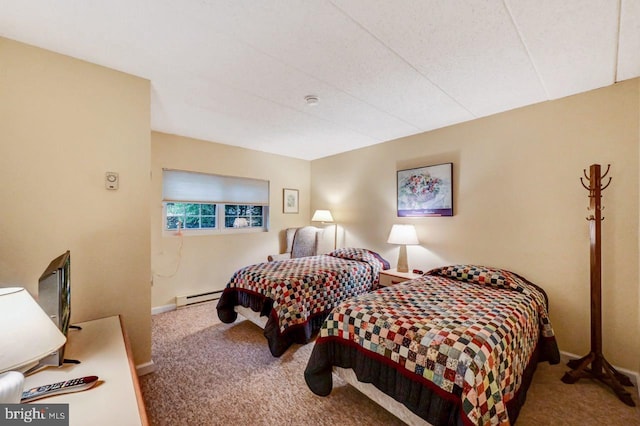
397;162;453;217
283;188;299;214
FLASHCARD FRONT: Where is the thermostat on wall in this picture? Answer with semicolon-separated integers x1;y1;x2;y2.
105;172;119;190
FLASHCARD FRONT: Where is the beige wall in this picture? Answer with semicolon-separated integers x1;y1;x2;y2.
311;80;640;371
150;132;310;308
0;38;151;365
3;34;637;376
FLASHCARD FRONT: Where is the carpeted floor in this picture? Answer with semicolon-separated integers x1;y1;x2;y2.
140;302;640;425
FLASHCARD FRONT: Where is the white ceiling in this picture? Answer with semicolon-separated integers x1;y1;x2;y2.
1;1;639;160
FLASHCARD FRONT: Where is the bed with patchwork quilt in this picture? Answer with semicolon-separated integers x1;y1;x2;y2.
216;247;389;357
304;265;560;426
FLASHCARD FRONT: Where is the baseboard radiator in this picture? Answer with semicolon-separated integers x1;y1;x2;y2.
175;289;223;308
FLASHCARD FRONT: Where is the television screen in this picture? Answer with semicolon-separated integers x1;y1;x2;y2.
36;250;71;368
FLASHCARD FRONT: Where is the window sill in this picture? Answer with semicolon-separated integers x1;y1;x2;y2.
162;227;268;237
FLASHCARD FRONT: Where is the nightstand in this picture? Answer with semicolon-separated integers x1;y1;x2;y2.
378;268;423;287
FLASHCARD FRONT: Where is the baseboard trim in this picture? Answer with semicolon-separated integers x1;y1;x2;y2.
151;304;176;315
136;360;156;376
560;350;639;396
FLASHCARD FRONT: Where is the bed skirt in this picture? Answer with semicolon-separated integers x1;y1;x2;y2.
305;335;553;425
216;288;329;357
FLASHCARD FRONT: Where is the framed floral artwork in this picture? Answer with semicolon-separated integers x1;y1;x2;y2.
397;163;453;217
283;188;299;214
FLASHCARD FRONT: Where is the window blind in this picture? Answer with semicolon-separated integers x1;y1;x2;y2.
162;169;269;205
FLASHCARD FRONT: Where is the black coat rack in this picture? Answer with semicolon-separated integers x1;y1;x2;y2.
561;164;635;406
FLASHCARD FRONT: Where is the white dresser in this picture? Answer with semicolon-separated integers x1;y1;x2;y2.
22;315;148;425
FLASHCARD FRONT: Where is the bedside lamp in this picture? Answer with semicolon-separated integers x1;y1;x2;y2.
311;209;337;250
387;224;419;273
0;287;67;403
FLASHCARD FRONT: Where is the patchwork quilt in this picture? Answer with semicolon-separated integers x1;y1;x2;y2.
216;248;388;356
305;265;560;426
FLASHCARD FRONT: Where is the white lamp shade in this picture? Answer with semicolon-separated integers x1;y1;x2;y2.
311;210;334;222
387;224;419;245
0;287;66;373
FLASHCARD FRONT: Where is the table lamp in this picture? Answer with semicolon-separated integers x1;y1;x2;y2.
311;209;337;250
387;224;419;272
0;287;67;403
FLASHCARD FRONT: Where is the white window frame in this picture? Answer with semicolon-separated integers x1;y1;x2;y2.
162;169;270;236
165;202;218;231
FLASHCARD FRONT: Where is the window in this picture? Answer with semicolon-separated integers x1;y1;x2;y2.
224;205;264;228
166;202;216;230
162;169;269;234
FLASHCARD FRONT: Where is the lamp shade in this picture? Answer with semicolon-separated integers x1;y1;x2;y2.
311;210;334;223
0;287;66;374
387;224;419;245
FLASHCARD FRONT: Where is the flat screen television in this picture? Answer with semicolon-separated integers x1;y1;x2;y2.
35;250;71;370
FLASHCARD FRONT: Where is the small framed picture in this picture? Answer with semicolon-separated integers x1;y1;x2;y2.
283;188;299;214
397;163;453;217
